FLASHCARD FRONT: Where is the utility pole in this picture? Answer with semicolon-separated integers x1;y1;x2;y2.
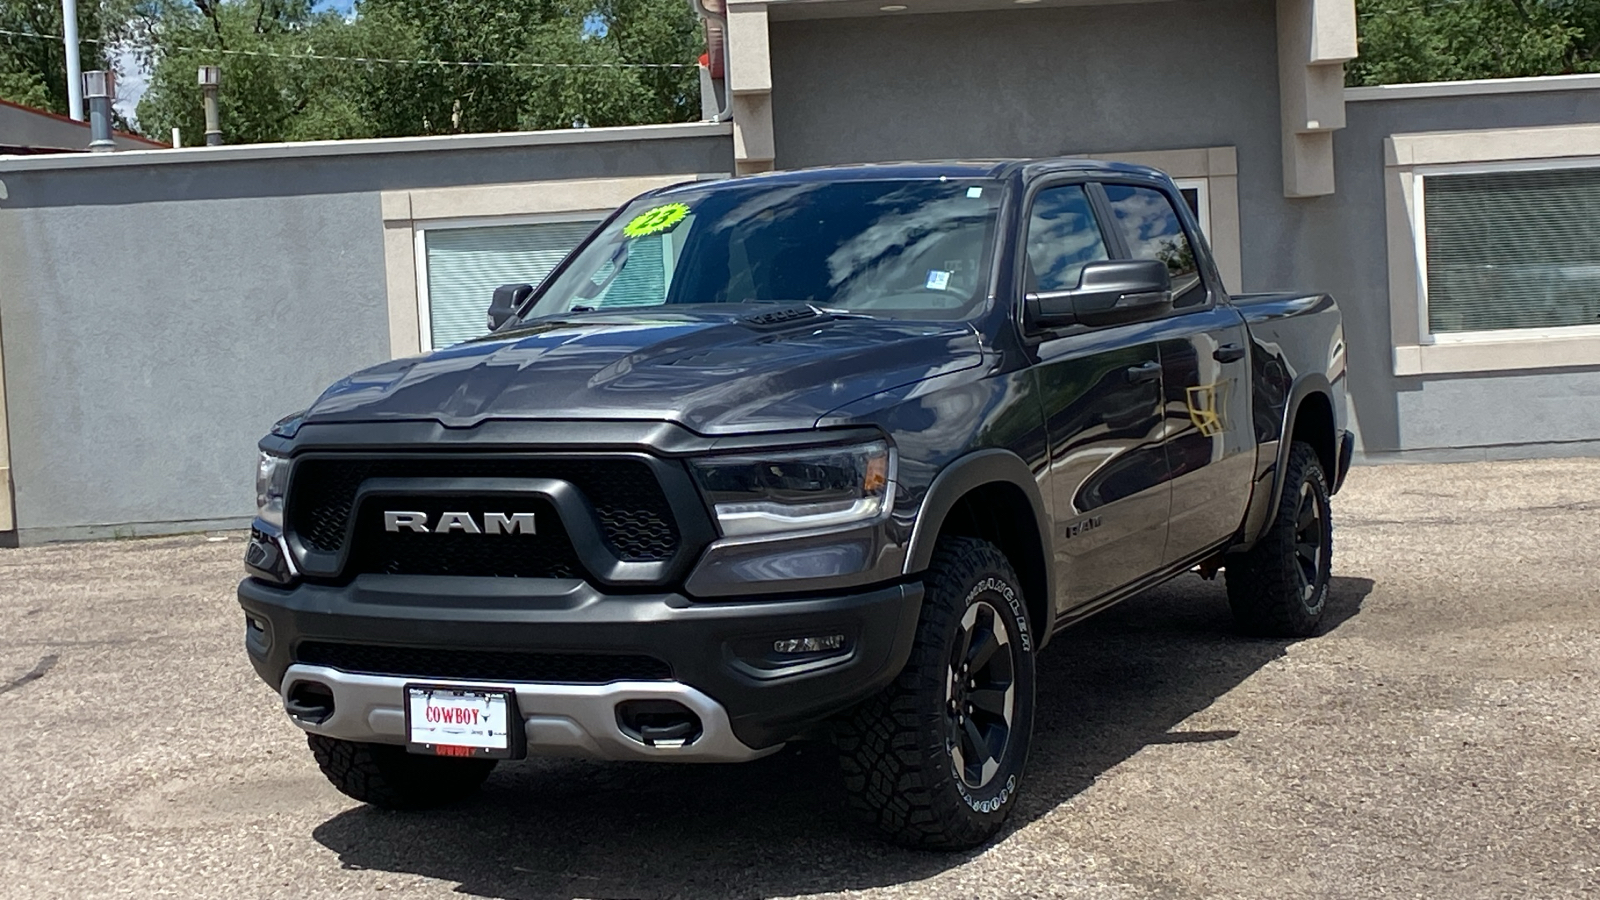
61;0;84;121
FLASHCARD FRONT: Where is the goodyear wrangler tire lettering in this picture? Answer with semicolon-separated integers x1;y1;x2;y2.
966;577;1032;652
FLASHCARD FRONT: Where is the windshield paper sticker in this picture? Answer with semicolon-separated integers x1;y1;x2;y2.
926;270;952;291
966;187;983;198
623;202;690;238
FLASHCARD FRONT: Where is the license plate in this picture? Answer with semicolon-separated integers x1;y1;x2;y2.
404;685;518;759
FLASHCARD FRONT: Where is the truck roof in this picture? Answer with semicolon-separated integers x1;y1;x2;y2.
685;158;1169;187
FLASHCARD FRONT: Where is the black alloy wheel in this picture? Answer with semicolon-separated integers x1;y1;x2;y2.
946;599;1017;791
1291;479;1326;607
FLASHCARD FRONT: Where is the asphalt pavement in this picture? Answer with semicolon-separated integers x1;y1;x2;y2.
1;458;1596;899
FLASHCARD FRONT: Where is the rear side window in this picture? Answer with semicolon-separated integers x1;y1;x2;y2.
1102;184;1206;307
1025;185;1110;292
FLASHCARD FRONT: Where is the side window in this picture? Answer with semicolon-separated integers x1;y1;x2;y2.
1025;185;1110;293
1102;184;1206;307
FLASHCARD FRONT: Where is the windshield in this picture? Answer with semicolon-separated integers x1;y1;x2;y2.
517;177;1004;322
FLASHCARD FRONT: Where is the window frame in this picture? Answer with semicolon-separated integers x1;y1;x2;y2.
1384;124;1600;376
1411;157;1600;347
1173;177;1212;240
412;210;608;353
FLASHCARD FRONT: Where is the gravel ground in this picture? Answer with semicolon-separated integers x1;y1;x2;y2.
1;458;1596;900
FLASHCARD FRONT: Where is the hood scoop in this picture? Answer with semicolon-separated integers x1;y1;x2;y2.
740;304;827;330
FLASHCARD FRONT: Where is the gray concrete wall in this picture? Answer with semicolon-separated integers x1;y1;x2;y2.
769;3;1600;457
0;128;733;541
769;0;1291;285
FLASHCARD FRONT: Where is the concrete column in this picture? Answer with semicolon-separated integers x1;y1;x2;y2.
1277;0;1357;197
726;2;775;174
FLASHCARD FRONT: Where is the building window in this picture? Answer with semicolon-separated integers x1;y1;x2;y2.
1174;178;1211;239
1385;125;1600;375
1419;165;1600;339
415;214;601;350
381;174;721;358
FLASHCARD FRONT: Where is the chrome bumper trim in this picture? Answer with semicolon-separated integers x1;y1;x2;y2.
279;664;779;763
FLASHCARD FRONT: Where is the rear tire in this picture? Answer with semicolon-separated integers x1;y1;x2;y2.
307;734;496;809
835;535;1037;850
1226;439;1333;637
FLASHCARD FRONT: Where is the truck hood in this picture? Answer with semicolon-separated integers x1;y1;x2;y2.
300;309;984;434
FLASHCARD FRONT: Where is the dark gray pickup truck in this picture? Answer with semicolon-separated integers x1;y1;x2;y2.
240;158;1351;849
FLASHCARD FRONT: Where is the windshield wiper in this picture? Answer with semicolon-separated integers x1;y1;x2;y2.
814;306;878;320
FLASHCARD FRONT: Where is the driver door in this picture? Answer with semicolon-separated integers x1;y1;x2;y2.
1025;182;1172;614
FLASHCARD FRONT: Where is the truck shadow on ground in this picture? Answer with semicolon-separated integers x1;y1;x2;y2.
312;574;1373;900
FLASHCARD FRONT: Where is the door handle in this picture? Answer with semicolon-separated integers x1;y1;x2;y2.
1213;343;1246;363
1125;360;1162;384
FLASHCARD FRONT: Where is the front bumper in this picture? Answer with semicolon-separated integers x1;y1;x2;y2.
238;574;923;755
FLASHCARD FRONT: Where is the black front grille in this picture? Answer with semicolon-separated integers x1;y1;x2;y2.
288;457;680;562
348;496;583;578
295;641;673;683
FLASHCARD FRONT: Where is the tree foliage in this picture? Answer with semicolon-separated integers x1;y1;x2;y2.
0;0;121;115
129;1;377;142
1350;0;1600;85
129;0;701;143
0;0;701;142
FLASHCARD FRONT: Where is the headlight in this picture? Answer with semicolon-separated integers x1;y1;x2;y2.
690;441;894;538
255;451;290;529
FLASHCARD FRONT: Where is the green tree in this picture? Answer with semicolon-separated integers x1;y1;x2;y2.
1349;0;1600;86
133;0;387;143
0;0;121;115
355;0;701;136
1551;0;1600;66
129;0;702;143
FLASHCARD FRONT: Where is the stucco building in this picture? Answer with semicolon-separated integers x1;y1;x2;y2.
2;0;1598;542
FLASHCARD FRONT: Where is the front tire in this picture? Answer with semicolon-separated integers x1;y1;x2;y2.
1226;439;1333;637
307;734;496;809
835;535;1037;850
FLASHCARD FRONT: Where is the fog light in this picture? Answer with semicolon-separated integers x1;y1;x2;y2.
773;634;845;654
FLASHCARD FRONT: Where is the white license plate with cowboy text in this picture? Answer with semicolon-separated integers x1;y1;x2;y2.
404;685;514;758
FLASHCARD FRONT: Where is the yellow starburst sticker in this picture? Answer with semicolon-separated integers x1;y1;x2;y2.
622;202;690;238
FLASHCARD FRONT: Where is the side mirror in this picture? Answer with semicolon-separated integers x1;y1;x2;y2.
1024;260;1173;330
488;283;534;331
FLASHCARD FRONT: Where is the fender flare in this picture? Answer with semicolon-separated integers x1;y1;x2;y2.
902;449;1056;631
1255;373;1336;544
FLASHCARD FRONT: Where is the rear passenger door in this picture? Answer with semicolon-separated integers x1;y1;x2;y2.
1099;182;1254;566
1024;182;1171;613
